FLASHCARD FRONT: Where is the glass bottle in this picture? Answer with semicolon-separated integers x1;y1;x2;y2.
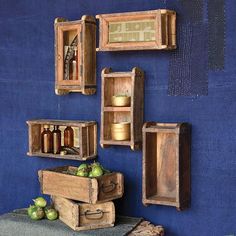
41;125;52;153
69;47;78;80
64;126;74;147
52;125;61;154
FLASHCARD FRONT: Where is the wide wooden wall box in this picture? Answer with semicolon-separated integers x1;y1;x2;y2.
27;120;97;161
100;67;144;150
142;122;191;210
96;9;176;51
52;196;115;231
55;15;96;95
38;166;124;204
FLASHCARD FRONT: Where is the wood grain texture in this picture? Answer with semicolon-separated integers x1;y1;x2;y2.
52;196;115;231
55;15;96;95
100;67;144;150
96;9;176;51
39;166;124;204
142;122;191;210
27;120;97;161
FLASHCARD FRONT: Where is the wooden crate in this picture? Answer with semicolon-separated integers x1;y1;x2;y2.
27;120;97;161
51;196;115;231
100;67;144;150
96;9;176;51
38;166;124;204
142;122;191;210
55;16;96;95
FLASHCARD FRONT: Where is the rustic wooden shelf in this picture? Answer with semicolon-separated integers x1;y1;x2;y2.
96;9;176;51
27;119;97;161
142;122;191;211
100;67;144;150
55;15;96;95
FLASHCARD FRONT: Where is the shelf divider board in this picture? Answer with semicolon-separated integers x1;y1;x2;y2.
103;107;131;112
27;119;97;161
142;122;191;211
100;67;144;150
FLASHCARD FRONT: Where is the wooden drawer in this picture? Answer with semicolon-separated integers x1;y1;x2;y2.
52;196;115;231
38;166;124;204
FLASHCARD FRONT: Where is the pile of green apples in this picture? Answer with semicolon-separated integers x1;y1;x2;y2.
76;162;110;178
27;197;58;221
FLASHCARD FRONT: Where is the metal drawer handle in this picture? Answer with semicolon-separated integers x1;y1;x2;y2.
101;181;117;193
84;209;104;220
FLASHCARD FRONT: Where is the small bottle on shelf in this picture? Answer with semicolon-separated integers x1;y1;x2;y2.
69;47;78;80
52;125;61;154
64;126;74;147
41;125;53;153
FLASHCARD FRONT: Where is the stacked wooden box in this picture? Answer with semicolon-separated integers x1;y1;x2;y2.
38;166;124;231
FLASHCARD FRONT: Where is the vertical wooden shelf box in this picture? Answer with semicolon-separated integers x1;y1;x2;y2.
96;9;176;51
27;120;97;161
100;67;144;150
55;15;96;95
142;122;191;210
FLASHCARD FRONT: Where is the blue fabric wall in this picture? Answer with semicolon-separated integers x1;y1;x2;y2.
0;1;235;235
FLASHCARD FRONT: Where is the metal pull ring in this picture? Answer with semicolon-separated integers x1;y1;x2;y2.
84;209;104;220
101;181;117;193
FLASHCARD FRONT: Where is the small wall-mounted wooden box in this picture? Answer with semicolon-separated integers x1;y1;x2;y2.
27;120;97;161
100;67;144;150
52;196;115;231
39;166;124;204
96;9;176;51
55;16;96;95
142;122;191;210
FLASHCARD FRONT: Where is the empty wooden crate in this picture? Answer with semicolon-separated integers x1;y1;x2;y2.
55;16;96;95
96;9;176;51
142;122;191;210
100;67;144;150
27;120;97;161
52;196;115;231
39;166;124;204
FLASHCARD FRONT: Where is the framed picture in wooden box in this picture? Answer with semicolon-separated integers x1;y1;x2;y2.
55;16;96;95
96;9;176;51
142;122;191;210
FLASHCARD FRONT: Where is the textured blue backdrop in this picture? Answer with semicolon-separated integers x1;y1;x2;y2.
0;1;236;235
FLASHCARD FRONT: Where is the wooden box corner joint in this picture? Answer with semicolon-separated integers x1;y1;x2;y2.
100;67;144;150
55;15;96;95
142;122;191;210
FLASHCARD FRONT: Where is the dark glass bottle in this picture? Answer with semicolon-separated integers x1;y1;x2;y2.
64;126;74;147
52;125;61;154
41;125;52;153
69;47;78;80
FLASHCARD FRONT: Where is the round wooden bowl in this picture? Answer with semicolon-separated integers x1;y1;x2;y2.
111;95;131;107
111;122;130;141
